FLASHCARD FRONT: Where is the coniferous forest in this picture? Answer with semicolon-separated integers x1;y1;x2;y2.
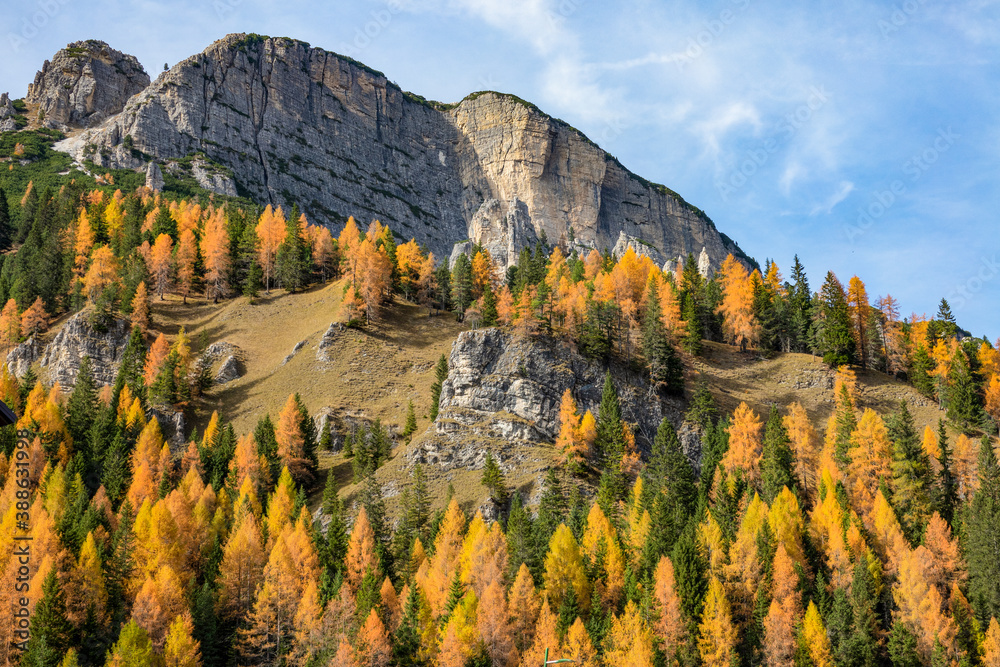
0;167;997;667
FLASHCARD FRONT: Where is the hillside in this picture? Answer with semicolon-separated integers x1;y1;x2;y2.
121;287;949;516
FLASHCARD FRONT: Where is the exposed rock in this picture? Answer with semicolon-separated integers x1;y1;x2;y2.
58;34;751;269
697;247;711;277
463;198;537;269
316;322;344;362
38;311;130;387
612;230;666;267
26;40;149;130
145;162;164;192
215;356;243;384
5;337;42;378
282;339;307;365
0;94;17;133
196;341;244;385
411;328;686;471
148;407;186;451
192;158;237;196
677;421;704;474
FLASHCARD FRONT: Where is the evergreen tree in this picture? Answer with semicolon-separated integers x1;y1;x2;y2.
966;435;1000;621
0;188;12;252
238;222;262;300
481;451;509;504
402;400;417;442
451;253;473;316
20;570;71;667
760;405;795;502
642;280;684;395
936;298;957;339
788;255;812;352
594;371;623;469
887;400;932;540
671;523;708;624
934;419;958;524
429;354;448;421
481;283;498;326
910;345;935;397
947;347;983;430
66;355;98;448
275;210;309;292
392;587;428;667
534;468;566;557
643;417;697;567
505;492;537;580
816;271;854;366
681;292;703;355
686;378;718;430
434;264;451;312
888;620;921;667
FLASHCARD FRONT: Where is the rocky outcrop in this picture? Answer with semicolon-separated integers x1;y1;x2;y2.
411;328;688;471
26;40;149;130
5;337;42;378
452;198;537;269
197;341;245;385
0;94;18;133
58;34;752;269
316;322;345;363
145;162;163;191
148;407;186;451
38;312;130;387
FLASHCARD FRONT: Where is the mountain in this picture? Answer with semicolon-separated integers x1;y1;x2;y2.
53;33;753;269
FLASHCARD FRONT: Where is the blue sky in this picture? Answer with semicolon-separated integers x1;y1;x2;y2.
3;0;999;337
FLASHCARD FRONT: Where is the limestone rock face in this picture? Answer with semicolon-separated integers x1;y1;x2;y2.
145;162;164;191
38;311;130;387
413;328;689;471
5;337;42;378
58;34;751;268
26;40;149;130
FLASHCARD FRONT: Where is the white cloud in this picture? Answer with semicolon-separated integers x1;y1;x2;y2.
810;180;855;215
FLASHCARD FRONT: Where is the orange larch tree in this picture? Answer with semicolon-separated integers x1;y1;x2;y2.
131;281;151;333
201;209;230;303
20;297;47;338
150;234;174;299
256;205;286;293
722;402;764;485
716;254;758;351
84;245;118;303
847;276;871;368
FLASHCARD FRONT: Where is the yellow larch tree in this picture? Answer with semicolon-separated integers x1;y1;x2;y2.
605;601;655;667
802;601;833;667
543;524;589;612
716;254;758;351
722;402;764;485
697;576;737;667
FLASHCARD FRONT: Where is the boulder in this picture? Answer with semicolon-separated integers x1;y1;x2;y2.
214;356;243;384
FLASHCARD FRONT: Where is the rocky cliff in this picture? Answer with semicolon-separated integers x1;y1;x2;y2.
411;328;698;471
26;40;149;130
58;33;752;269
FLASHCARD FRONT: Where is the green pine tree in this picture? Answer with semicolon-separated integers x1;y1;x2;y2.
887;400;932;541
402;400;417;442
642;279;684;396
20;570;72;667
760;405;795;502
481;451;509;504
429;354;448;421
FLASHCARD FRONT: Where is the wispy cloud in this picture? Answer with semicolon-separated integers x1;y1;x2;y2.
810;180;855;215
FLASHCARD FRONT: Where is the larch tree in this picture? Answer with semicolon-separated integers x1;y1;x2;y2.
150;234;174;299
201;210;230;303
802;601;834;667
652;556;685;663
0;298;19;350
217;513;266;621
163;616;202;667
275;394;308;483
20;296;47;337
847;275;871;368
722;402;764;486
131;281;151;332
357;608;392;667
543;524;589;612
84;245;118;302
508;564;541;653
605;601;655;667
716;254;758;351
346;506;381;593
256;205;286;293
983;617;1000;667
478;579;515;667
697;576;737;667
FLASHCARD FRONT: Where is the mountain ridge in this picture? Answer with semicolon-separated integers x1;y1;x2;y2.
48;33;754;269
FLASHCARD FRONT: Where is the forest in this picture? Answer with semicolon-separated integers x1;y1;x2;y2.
0;175;997;667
